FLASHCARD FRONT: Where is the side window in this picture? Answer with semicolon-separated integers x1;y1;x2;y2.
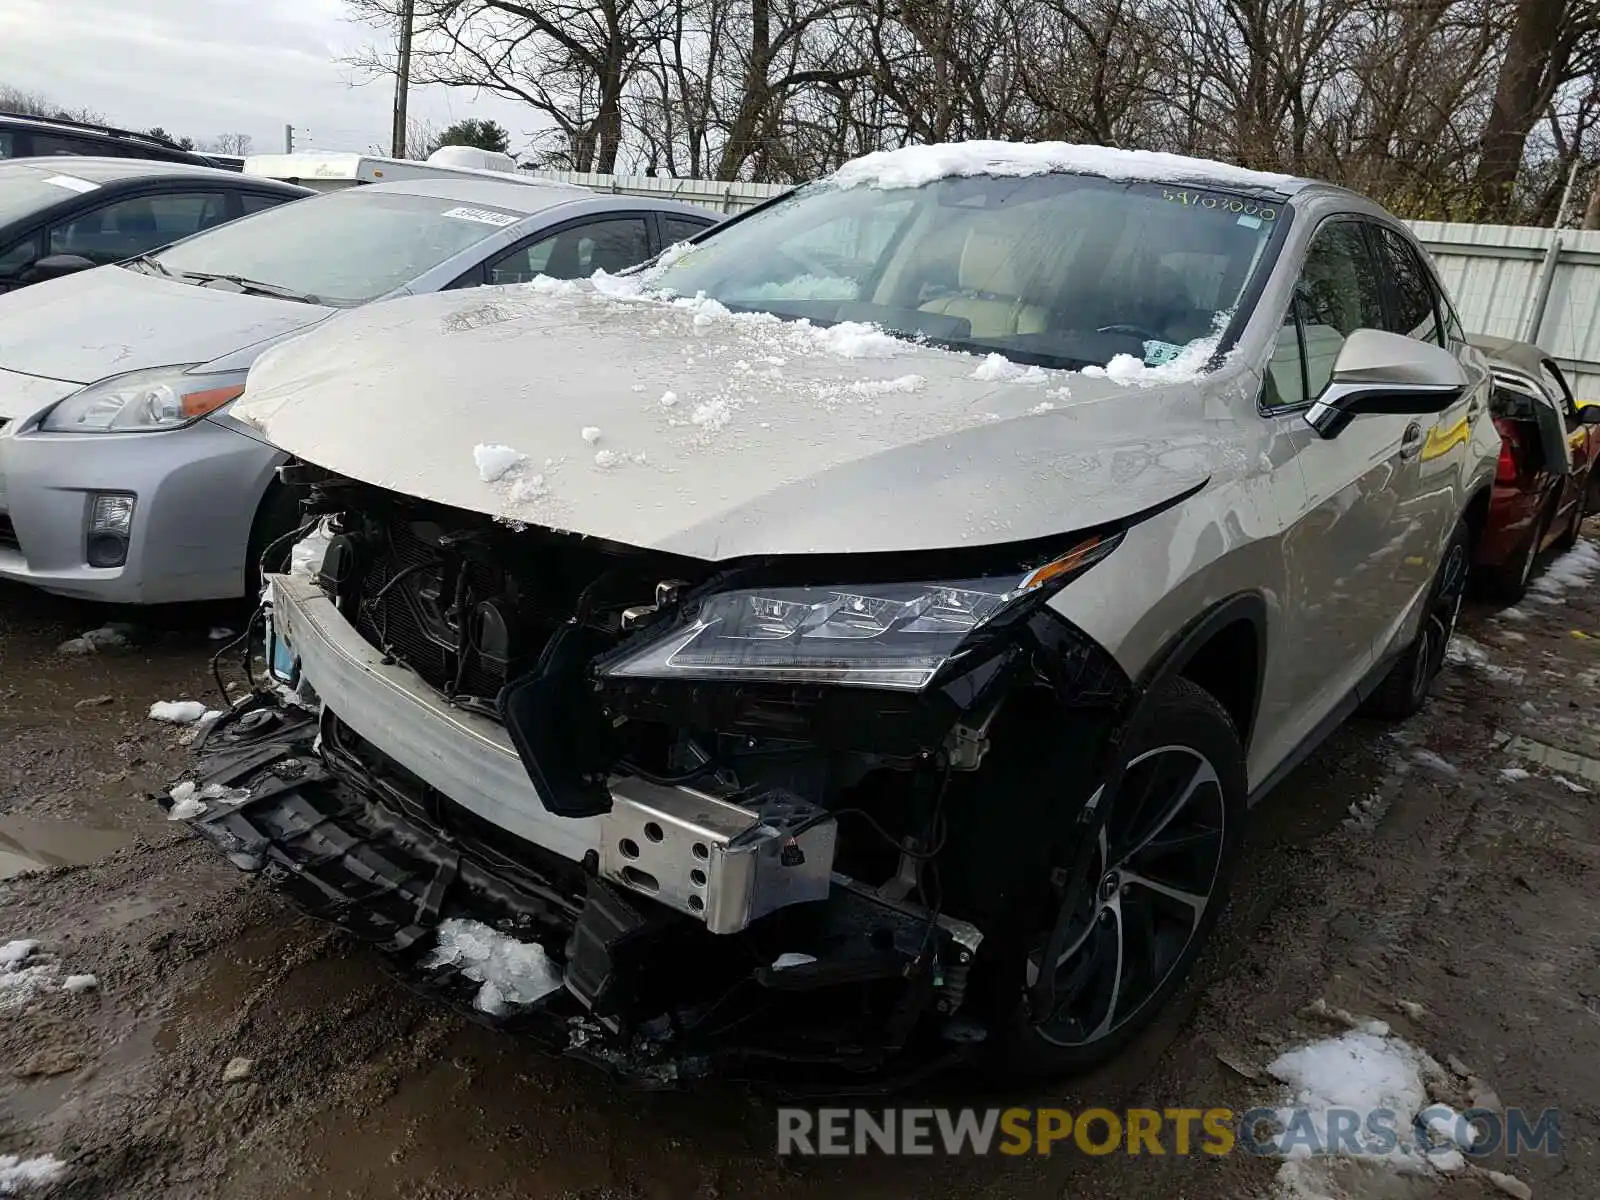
662;214;712;246
240;193;292;216
0;232;43;283
1296;221;1387;397
1373;227;1442;346
49;192;230;264
1264;301;1308;409
0;130;14;159
488;217;651;284
30;134;105;157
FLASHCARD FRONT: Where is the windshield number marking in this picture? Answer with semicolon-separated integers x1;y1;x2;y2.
441;206;518;227
1161;189;1274;220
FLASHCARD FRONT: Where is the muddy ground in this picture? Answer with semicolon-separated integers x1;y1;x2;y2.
1;538;1598;1200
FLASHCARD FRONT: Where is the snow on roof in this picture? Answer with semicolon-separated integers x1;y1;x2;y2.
829;141;1296;193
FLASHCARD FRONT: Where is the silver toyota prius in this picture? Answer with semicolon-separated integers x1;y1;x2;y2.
0;177;717;604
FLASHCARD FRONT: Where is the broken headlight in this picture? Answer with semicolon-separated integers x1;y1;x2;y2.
603;535;1119;691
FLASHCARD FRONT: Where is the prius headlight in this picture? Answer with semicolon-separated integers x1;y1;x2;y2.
40;366;249;433
603;536;1120;691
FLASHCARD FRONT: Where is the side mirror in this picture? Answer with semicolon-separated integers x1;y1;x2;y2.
1579;405;1600;426
1305;329;1468;439
22;254;96;283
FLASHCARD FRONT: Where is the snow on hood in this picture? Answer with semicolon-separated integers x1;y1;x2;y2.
237;277;1231;560
0;265;334;386
828;141;1297;193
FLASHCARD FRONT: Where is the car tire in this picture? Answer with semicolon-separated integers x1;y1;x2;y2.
1488;501;1551;604
244;483;305;603
1366;518;1470;720
983;677;1246;1080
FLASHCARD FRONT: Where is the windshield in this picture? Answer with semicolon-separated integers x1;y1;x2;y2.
150;190;522;305
648;173;1287;369
0;170;98;226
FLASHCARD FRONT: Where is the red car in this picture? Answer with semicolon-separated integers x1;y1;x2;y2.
1472;334;1600;600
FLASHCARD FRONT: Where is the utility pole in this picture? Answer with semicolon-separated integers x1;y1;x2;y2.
284;123;295;154
391;0;416;158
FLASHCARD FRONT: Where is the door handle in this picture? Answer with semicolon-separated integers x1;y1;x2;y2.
1398;422;1425;460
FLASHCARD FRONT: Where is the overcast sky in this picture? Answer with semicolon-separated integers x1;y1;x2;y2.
0;0;540;157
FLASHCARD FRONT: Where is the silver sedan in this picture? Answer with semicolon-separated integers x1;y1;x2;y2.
0;176;717;603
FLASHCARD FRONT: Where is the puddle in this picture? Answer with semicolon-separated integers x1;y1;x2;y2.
0;814;133;879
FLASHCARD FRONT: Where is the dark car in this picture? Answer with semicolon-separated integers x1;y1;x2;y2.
0;158;310;294
0;112;219;168
1471;333;1600;600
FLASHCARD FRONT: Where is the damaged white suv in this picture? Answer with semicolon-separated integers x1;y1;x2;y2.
176;142;1497;1084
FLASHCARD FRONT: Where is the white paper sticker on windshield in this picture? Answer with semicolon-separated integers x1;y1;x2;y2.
43;174;98;194
441;206;517;227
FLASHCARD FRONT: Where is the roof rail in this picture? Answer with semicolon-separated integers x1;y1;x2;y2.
0;110;204;156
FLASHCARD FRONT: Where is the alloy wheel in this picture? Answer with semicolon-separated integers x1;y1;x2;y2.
1029;745;1227;1047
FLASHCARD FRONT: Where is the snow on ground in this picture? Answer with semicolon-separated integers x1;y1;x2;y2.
166;780;206;821
56;623;132;656
0;1154;65;1194
827;141;1295;192
1409;749;1459;778
0;941;94;1012
1265;1027;1487;1197
1531;536;1600;597
1500;767;1531;782
423;919;564;1017
1444;635;1524;686
148;701;208;725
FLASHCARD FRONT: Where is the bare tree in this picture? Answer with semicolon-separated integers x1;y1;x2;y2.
211;133;255;155
0;83;53;116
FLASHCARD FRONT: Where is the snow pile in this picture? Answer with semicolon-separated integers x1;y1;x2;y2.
827;141;1295;192
844;374;924;397
804;319;903;360
658;389;678;407
593;449;621;469
970;353;1050;385
1265;1027;1491;1197
580;425;603;444
1444;634;1523;686
472;442;552;505
0;941;95;1012
148;700;208;725
690;398;733;433
1500;767;1531;782
1029;400;1056;414
56;623;133;656
166;781;207;820
423;918;564;1016
1082;330;1223;387
1531;536;1600;597
473;442;526;483
0;1154;65;1194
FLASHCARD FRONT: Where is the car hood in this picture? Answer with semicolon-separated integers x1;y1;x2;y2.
237;283;1239;560
0;266;335;388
